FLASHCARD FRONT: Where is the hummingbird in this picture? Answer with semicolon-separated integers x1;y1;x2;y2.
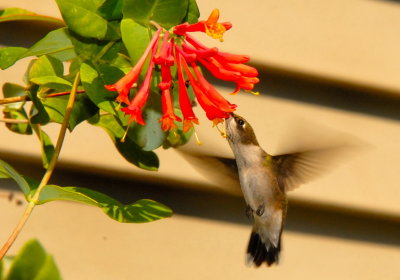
179;113;356;267
225;113;354;267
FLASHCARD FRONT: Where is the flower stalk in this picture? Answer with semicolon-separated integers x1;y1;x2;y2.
0;72;81;260
0;90;86;105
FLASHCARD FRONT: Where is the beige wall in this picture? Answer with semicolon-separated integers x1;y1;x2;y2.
1;0;399;279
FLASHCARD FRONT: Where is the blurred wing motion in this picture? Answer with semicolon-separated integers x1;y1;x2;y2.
179;143;358;195
273;144;357;192
176;149;241;195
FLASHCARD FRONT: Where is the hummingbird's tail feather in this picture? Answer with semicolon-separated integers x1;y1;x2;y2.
247;231;281;267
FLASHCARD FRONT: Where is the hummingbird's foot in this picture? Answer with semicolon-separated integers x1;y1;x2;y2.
256;203;265;216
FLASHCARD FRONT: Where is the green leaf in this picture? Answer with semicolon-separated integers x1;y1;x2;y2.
0;160;31;195
163;108;193;148
123;0;189;29
96;114;160;170
2;108;32;135
0;28;75;70
2;83;26;109
55;0;109;40
80;61;122;114
42;94;98;131
69;32;102;60
98;0;123;20
110;53;132;71
32;125;55;169
5;239;61;280
129;99;165;151
69;32;121;61
184;0;200;24
29;56;64;80
99;40;125;62
30;76;72;91
29;56;73;90
0;8;64;25
103;20;121;40
33;255;62;280
27;85;50;125
120;18;149;65
39;185;172;223
0;47;27;69
23;28;76;62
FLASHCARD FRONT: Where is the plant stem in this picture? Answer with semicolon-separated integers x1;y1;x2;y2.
0;72;81;260
93;41;115;63
0;90;85;105
0;96;28;105
0;202;35;259
34;72;80;193
0;118;29;124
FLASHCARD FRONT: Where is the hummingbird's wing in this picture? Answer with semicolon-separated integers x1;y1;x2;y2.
272;145;352;192
177;150;242;195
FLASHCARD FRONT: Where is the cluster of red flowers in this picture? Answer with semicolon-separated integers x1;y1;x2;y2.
105;9;259;132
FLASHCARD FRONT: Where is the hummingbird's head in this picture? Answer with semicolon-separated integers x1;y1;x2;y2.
225;113;259;146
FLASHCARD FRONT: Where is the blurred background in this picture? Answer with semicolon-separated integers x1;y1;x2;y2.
0;0;399;279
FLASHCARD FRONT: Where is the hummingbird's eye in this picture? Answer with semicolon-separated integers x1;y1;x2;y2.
236;118;245;127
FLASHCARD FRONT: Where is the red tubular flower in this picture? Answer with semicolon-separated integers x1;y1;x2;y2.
174;9;232;41
104;8;259;133
177;47;197;63
175;50;199;132
154;31;174;66
179;51;231;123
214;51;250;64
182;42;218;58
198;57;241;81
185;33;258;94
183;34;208;49
191;63;236;112
158;65;182;131
105;29;162;105
121;57;156;125
220;62;258;77
232;76;260;95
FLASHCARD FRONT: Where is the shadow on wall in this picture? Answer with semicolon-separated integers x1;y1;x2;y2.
209;66;400;122
1;154;399;248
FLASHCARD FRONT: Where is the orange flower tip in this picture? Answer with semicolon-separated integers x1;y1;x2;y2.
207;9;220;23
121;107;145;126
104;84;116;91
202;9;231;41
116;95;130;105
159;114;183;131
182;118;199;133
229;87;240;95
162;123;177;131
211;118;225;127
222;22;232;31
160;119;176;131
